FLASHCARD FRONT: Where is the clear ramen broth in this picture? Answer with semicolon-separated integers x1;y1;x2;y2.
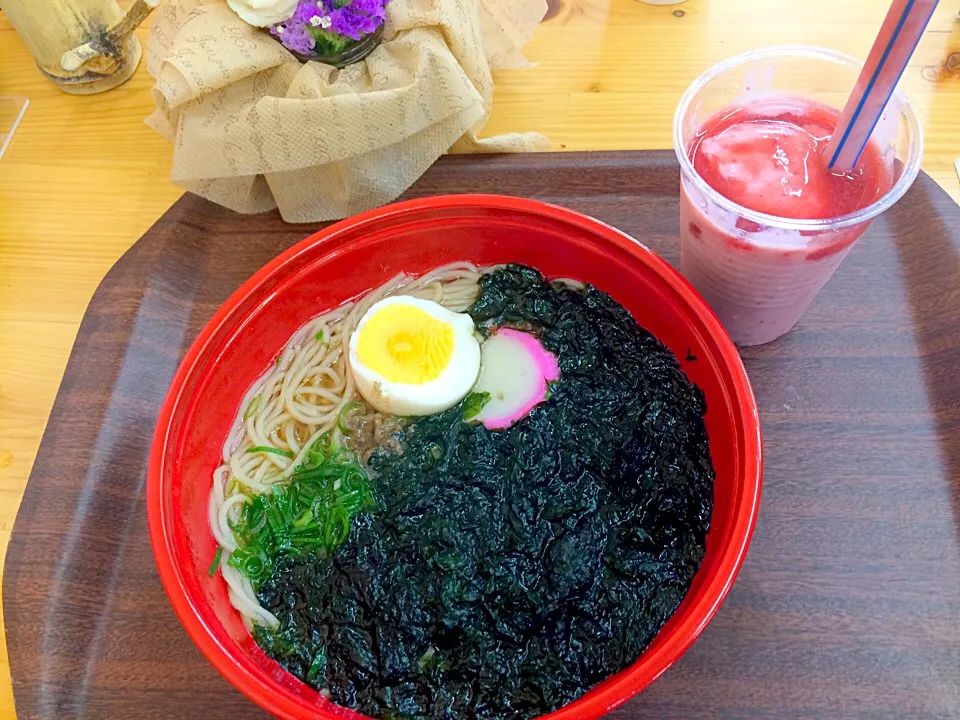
209;263;715;719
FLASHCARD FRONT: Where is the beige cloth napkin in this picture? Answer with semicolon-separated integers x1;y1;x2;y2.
145;0;548;222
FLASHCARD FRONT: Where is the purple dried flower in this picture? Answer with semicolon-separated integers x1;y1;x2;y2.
269;0;389;56
350;0;387;20
327;6;370;40
269;21;316;54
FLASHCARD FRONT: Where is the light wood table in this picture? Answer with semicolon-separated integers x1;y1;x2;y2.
0;1;958;716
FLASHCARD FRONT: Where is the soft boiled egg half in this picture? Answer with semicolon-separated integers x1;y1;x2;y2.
348;296;481;416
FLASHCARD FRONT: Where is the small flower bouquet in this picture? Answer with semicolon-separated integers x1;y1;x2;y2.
147;0;548;222
228;0;388;66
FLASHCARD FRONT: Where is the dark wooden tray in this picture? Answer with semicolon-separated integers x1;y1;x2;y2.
6;150;960;720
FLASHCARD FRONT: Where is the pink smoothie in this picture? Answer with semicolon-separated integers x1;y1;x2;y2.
679;97;893;346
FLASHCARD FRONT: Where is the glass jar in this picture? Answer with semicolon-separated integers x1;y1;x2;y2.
289;25;384;68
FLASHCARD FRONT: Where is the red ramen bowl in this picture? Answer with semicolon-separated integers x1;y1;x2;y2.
148;195;762;720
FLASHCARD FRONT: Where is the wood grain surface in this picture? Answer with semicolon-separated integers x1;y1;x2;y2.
4;150;960;719
1;1;960;716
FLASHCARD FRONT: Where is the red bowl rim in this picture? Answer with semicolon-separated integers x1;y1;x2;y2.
147;194;762;720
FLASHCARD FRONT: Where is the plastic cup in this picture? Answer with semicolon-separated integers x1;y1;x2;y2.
673;46;923;346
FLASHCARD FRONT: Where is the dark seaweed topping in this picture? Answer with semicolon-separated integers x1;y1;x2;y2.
255;265;715;720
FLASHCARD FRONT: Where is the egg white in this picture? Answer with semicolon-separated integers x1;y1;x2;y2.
348;296;481;416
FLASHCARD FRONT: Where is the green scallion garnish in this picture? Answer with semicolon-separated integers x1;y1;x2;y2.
226;432;374;589
293;509;313;528
243;394;262;420
418;647;437;669
245;446;295;458
462;391;491;420
306;649;327;684
208;547;223;577
336;401;365;435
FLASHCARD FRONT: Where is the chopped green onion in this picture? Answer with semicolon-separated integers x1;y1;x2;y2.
306;649;327;684
225;431;373;590
418;647;437;669
299;435;326;471
336;401;365;435
241;554;267;578
243;395;262;420
208;547;223;577
226;477;240;496
462;391;491;420
315;330;326;343
245;446;295;458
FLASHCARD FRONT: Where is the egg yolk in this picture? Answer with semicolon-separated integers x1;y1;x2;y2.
356;304;455;384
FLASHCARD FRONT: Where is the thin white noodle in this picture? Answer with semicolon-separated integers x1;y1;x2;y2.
217;494;250;552
552;277;586;291
209;263;482;628
222;561;279;628
208;467;232;549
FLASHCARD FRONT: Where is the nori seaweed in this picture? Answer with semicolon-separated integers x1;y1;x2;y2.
255;265;715;719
